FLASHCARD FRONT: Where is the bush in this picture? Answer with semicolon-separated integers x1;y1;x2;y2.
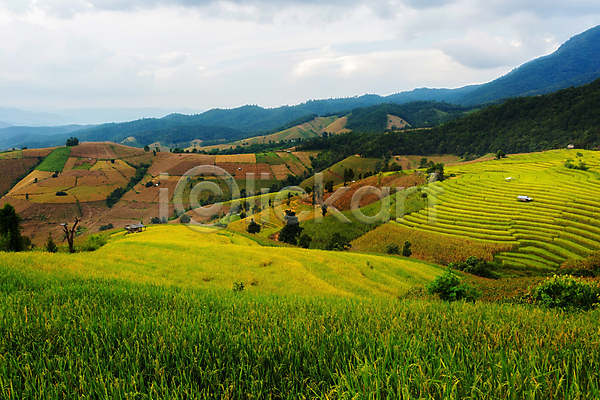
449;256;500;279
402;241;412;257
530;275;600;311
45;233;58;253
426;270;480;302
55;191;67;196
326;233;350;251
179;214;191;224
99;223;114;231
385;243;400;255
298;233;312;249
145;181;154;188
79;235;108;252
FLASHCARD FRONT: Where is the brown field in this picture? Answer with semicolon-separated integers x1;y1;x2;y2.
322;116;350;134
387;114;410;130
215;163;273;179
8;171;53;195
148;153;216;176
324;172;426;211
215;154;256;164
69;184;120;202
292;151;316;169
74;157;97;168
62;157;78;172
23;148;54;158
69;142;116;159
269;164;293;180
0;158;41;195
37;174;77;189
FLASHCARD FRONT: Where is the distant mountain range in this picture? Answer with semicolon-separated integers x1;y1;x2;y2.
1;25;599;151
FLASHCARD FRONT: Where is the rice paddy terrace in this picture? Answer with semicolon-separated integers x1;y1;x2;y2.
398;150;600;274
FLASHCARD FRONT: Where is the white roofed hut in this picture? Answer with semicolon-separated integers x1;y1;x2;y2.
125;223;146;234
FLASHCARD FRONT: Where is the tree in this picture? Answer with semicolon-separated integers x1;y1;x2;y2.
326;232;350;251
180;214;191;224
324;180;334;193
298;233;312;249
278;210;302;245
66;137;79;147
45;233;58;253
0;203;24;252
247;219;261;234
496;149;506;159
419;157;429;168
402;241;412;257
61;217;81;254
426;163;445;181
144;145;150;152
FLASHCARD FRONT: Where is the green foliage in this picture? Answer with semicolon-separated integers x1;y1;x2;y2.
531;275;600;311
150;217;166;224
55;191;68;196
65;137;79;146
79;235;108;252
324;180;334;193
179;214;191;224
0;203;23;252
233;282;245;292
45;233;58;253
298;233;312;249
36;147;71;172
426;270;481;302
278;223;302;245
98;223;114;231
247;219;261;235
564;159;589;170
402;241;412;257
145;180;154;188
496;150;506;159
449;256;500;279
326;232;350;251
385;243;400;255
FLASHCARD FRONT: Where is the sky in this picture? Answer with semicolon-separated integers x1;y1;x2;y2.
0;0;599;112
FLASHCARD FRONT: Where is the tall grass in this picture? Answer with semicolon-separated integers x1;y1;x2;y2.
1;263;599;399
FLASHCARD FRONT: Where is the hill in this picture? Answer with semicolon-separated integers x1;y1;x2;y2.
351;150;600;275
458;25;600;105
300;78;600;169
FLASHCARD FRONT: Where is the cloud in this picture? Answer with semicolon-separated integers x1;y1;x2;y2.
437;29;530;69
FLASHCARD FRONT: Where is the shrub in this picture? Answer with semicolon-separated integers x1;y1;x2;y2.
145;181;154;188
326;233;350;251
298;233;312;249
385;243;400;255
449;256;500;279
79;235;108;252
530;275;600;311
45;233;58;253
247;220;261;235
426;270;480;302
55;191;67;196
402;241;412;257
179;214;191;224
99;223;114;231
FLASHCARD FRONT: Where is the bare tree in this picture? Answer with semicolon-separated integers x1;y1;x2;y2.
61;217;81;254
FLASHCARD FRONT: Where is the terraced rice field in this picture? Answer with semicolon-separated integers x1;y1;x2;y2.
397;150;600;273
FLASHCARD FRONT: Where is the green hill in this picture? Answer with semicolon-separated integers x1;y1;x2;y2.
459;25;600;105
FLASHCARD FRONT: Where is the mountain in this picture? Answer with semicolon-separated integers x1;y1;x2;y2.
300;78;600;168
457;25;600;105
0;107;77;127
52;107;201;125
0;121;10;129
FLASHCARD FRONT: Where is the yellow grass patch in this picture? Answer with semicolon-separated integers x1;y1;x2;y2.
215;154;256;163
387;114;410;130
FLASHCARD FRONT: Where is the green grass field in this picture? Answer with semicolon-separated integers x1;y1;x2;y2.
395;149;600;273
36;147;72;172
2;225;600;398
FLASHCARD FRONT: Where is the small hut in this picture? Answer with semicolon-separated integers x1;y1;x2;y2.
125;223;146;233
